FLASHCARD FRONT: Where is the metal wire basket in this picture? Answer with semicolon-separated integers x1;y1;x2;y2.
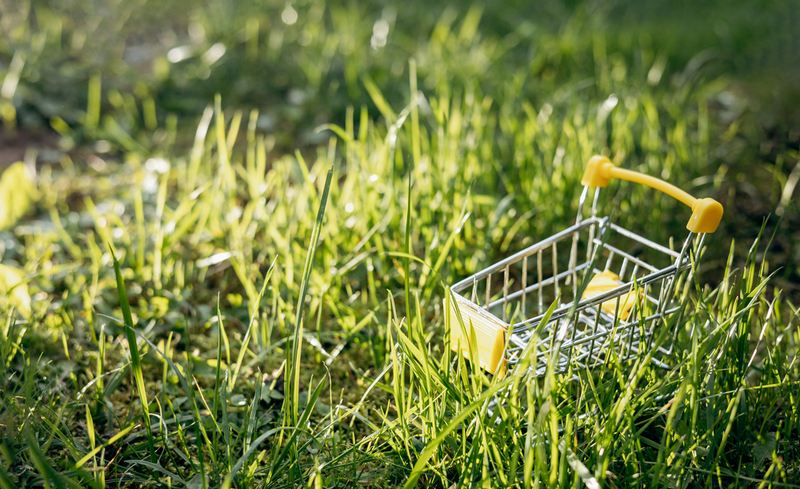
447;155;723;376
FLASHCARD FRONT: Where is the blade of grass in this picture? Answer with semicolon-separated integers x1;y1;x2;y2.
230;257;276;392
403;377;513;489
212;294;224;455
287;164;334;425
74;423;135;469
109;245;155;462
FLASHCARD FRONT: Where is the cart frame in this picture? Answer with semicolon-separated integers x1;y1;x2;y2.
448;155;723;376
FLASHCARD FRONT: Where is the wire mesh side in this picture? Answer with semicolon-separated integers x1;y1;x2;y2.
449;186;703;377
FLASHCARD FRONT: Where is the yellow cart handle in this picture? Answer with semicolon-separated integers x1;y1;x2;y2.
581;155;723;234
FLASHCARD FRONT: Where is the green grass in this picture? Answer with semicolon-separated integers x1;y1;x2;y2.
1;0;799;487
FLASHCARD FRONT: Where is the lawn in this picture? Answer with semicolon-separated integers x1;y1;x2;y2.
1;0;799;487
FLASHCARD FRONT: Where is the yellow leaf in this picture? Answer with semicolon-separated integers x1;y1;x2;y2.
0;162;39;230
151;296;169;317
206;358;229;369
0;263;31;317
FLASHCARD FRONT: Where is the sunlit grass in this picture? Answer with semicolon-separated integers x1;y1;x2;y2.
0;0;799;487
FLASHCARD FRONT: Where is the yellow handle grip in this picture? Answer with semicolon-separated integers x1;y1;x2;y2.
581;155;723;234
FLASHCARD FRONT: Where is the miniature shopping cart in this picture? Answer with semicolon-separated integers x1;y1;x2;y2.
448;155;723;376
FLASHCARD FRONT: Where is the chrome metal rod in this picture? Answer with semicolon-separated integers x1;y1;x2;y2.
522;256;528;316
451;217;604;291
537;249;543;314
486;262;592;309
510;265;681;331
594;240;660;273
608;223;681;258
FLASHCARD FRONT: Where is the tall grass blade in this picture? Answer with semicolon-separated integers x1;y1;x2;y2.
287;164;334;425
109;246;155;462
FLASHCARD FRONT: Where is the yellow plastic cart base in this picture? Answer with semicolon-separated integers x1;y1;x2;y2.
449;294;507;375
